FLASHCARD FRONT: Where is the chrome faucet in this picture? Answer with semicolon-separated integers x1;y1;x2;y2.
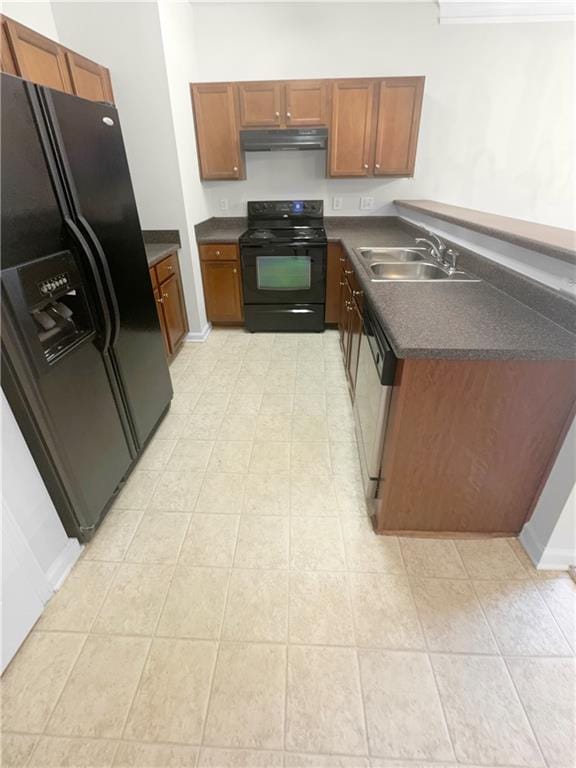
444;248;459;274
415;231;459;274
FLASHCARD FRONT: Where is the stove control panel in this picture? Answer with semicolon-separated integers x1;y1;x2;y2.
248;200;323;218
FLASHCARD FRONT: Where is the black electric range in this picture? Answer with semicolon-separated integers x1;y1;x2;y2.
239;200;327;332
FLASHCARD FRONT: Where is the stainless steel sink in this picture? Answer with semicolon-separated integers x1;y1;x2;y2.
368;261;479;282
355;247;428;262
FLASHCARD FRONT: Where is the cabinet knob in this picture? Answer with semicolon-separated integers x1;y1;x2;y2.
339;281;346;286
233;268;237;273
352;290;363;297
286;112;291;118
163;293;168;298
157;297;164;304
275;111;280;118
233;166;238;172
215;250;221;256
345;269;353;275
167;264;173;270
363;164;369;169
339;257;345;263
375;163;380;169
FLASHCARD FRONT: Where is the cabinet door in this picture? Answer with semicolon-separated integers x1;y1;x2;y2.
154;287;170;357
191;83;243;180
285;80;328;126
4;18;72;93
202;261;243;323
65;50;114;103
347;299;363;395
338;274;352;359
325;243;344;324
1;17;17;75
160;274;188;354
373;77;424;177
237;81;283;127
329;79;376;177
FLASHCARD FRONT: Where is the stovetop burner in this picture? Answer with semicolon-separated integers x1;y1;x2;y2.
240;199;327;246
243;226;326;244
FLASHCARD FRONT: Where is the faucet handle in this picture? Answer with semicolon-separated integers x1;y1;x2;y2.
445;248;459;272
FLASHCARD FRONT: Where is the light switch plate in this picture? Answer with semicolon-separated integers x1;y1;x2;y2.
332;197;343;211
219;198;229;211
360;196;375;210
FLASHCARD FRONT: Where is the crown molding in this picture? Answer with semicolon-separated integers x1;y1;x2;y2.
438;1;575;24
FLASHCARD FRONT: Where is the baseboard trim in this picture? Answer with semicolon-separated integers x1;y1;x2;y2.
45;539;82;593
520;521;575;571
185;323;211;343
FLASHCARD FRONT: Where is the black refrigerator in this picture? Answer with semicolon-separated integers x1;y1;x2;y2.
1;73;173;541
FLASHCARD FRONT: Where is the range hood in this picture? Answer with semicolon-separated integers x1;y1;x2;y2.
240;127;328;152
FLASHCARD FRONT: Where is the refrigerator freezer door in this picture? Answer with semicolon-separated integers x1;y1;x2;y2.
1;74;134;535
41;88;173;448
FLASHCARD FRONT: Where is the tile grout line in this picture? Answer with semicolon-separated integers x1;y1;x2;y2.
118;505;192;744
343;558;371;758
500;655;552;768
198;500;243;751
27;627;576;658
468;578;549;768
401;540;458;763
3;724;560;768
283;472;293;752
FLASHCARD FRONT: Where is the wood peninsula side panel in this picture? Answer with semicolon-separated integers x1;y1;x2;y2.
375;357;576;535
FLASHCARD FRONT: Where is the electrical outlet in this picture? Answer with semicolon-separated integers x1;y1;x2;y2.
332;197;343;211
360;196;375;210
219;198;229;212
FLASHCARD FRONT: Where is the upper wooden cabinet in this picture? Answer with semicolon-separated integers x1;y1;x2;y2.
329;76;424;178
329;79;376;177
3;16;72;93
285;80;328;126
191;83;243;181
0;15;115;105
237;79;329;128
374;78;424;176
66;51;114;103
190;75;425;181
237;81;283;127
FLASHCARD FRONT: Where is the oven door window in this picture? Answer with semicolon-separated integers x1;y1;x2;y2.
256;255;311;291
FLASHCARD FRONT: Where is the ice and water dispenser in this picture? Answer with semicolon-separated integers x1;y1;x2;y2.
2;250;95;371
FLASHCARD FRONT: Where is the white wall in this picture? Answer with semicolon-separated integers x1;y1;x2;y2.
190;2;574;229
157;0;209;336
1;392;81;669
521;417;576;570
52;1;208;334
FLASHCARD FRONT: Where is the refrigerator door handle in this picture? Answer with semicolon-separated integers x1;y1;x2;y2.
76;215;121;348
64;217;113;352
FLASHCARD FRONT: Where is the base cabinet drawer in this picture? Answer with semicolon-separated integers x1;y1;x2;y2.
199;243;239;261
201;260;243;323
156;252;179;283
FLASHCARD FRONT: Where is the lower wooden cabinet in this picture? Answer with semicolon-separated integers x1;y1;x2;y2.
199;244;243;324
325;243;344;324
337;253;364;396
149;250;188;360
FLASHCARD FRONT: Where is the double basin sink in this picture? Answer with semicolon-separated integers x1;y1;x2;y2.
355;247;480;282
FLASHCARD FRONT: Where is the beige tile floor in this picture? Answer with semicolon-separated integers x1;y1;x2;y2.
2;329;575;768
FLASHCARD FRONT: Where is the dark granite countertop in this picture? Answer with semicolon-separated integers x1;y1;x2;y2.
194;216;576;360
144;243;178;268
195;217;246;243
